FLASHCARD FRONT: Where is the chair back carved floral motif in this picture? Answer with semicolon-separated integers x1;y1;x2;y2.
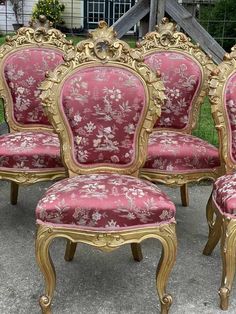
137;17;215;133
209;46;236;173
40;21;165;177
0;17;74;133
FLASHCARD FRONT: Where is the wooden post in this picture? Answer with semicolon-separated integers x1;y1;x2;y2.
165;0;225;63
113;0;150;38
149;0;158;32
157;0;166;25
140;13;150;39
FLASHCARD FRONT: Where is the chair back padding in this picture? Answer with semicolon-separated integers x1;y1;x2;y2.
0;21;74;132
3;48;63;125
60;66;147;166
40;21;165;177
224;71;236;163
137;17;215;133
144;51;202;129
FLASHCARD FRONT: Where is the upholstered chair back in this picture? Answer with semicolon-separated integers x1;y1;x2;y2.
0;18;74;132
40;22;165;177
137;17;215;133
3;48;63;126
209;46;236;173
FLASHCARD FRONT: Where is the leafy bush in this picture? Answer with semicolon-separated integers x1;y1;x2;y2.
32;0;65;25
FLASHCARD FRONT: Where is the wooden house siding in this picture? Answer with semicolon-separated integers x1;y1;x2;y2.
0;0;83;33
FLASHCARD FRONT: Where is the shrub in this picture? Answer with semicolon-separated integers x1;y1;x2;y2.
32;0;65;25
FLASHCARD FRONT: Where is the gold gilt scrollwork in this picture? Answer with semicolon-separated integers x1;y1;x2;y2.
40;20;165;177
36;223;177;313
208;47;236;174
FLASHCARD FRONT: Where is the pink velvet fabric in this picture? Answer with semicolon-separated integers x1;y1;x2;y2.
143;131;220;172
144;52;202;129
60;66;146;166
213;173;236;216
36;173;176;230
3;48;64;125
0;131;63;170
224;72;236;162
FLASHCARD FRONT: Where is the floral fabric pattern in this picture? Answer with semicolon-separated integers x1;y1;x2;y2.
0;131;63;170
225;73;236;162
143;131;220;172
4;48;64;125
144;52;201;129
61;66;146;166
36;173;176;230
213;173;236;216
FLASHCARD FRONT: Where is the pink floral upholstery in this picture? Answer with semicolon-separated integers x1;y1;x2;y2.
36;173;176;230
3;48;64;125
144;52;202;129
225;72;236;162
143;131;220;172
213;173;236;216
0;131;63;170
61;66;146;166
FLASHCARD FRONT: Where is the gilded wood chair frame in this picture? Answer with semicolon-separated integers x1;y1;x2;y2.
202;47;236;310
0;18;74;202
36;21;177;314
136;18;222;206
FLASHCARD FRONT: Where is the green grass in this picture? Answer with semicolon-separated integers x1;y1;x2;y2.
0;34;218;147
193;97;218;146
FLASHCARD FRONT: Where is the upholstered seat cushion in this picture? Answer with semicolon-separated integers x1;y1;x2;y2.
213;173;236;216
36;173;176;230
0;131;63;170
143;131;220;172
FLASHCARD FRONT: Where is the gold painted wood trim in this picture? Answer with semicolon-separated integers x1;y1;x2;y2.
36;222;177;314
0;168;66;184
203;195;236;310
209;47;236;174
140;167;223;186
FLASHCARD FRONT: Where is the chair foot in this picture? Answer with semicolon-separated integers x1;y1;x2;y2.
219;287;230;310
131;243;143;262
180;184;189;207
39;295;52;314
64;240;77;262
10;182;19;205
160;294;172;314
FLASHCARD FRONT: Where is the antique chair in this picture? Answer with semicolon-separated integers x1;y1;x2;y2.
137;18;222;206
0;16;74;204
35;22;177;314
203;46;236;310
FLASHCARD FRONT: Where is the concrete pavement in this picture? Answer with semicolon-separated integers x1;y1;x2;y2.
0;180;235;314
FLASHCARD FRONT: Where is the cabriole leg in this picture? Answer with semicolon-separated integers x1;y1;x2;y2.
10;181;19;205
64;240;77;262
219;219;236;310
131;243;143;262
36;226;56;314
203;214;222;256
180;184;189;207
156;224;177;314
